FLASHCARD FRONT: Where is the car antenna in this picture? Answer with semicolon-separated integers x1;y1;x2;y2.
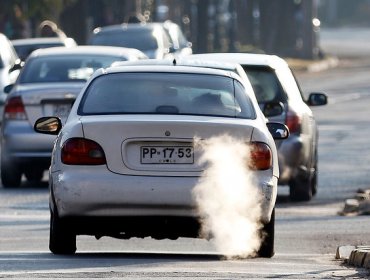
173;59;176;66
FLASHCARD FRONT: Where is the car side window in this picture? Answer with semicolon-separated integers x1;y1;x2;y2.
243;66;287;104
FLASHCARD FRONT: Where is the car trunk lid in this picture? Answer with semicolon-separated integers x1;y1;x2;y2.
15;83;83;125
80;115;256;176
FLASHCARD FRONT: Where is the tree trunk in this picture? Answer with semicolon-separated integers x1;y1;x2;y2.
196;0;209;53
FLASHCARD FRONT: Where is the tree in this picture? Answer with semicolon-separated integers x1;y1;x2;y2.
196;0;209;53
235;0;255;46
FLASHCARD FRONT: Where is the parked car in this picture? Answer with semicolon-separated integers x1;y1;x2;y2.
11;37;77;61
162;20;192;57
189;53;327;201
89;23;172;59
34;64;288;256
1;46;148;188
0;33;23;124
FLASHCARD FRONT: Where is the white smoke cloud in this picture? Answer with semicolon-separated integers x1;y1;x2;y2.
193;135;263;259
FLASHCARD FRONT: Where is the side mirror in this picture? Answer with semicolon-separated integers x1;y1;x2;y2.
266;122;290;140
9;59;24;73
263;102;284;117
4;84;14;94
34;117;62;135
307;92;327;106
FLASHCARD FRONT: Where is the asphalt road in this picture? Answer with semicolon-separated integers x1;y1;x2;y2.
1;28;370;278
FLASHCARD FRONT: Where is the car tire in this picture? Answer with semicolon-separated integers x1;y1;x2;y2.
257;208;275;258
311;151;318;196
24;167;44;183
289;175;313;202
1;158;22;188
311;166;318;196
49;209;76;255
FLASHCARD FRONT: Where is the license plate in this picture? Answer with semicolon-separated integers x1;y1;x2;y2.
140;146;194;164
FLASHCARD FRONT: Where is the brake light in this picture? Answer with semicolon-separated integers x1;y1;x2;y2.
285;109;301;133
61;138;106;165
4;96;27;120
249;142;272;170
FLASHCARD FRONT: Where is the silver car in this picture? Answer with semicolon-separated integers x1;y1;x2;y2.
1;46;147;188
34;65;288;256
89;23;172;59
190;53;328;201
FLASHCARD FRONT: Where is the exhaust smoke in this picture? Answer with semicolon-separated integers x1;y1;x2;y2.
193;135;263;258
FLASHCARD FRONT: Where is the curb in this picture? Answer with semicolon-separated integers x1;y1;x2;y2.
336;246;370;269
307;56;339;73
339;189;370;216
336;189;370;270
286;56;339;73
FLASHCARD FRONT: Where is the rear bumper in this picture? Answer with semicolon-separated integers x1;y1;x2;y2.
1;120;55;160
50;166;277;227
57;215;201;239
276;134;307;185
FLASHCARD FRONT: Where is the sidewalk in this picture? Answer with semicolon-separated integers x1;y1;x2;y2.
286;55;339;73
337;245;370;270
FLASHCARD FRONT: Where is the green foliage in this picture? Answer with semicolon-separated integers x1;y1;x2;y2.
0;0;65;21
24;0;64;20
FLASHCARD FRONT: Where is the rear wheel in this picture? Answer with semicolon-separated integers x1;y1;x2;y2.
311;167;318;196
1;157;22;188
24;166;44;183
311;151;318;196
257;208;275;258
49;209;77;255
289;176;312;202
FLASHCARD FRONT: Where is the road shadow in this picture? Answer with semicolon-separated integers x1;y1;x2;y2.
0;251;240;275
0;173;49;189
276;194;291;204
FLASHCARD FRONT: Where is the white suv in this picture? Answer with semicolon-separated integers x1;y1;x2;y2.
190;53;328;201
0;33;22;123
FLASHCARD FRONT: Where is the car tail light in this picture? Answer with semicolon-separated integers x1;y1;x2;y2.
249;142;272;170
4;96;27;120
61;138;106;165
285;109;301;133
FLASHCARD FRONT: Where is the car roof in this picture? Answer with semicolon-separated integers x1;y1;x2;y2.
0;32;8;40
93;22;164;34
112;58;242;72
28;45;146;58
189;53;289;70
11;37;65;46
100;64;240;80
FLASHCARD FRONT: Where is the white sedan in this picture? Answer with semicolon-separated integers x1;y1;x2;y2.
35;65;288;257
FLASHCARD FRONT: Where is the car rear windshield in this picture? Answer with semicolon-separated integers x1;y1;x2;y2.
14;43;63;60
91;29;158;51
242;66;287;104
19;55;126;83
79;72;256;119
